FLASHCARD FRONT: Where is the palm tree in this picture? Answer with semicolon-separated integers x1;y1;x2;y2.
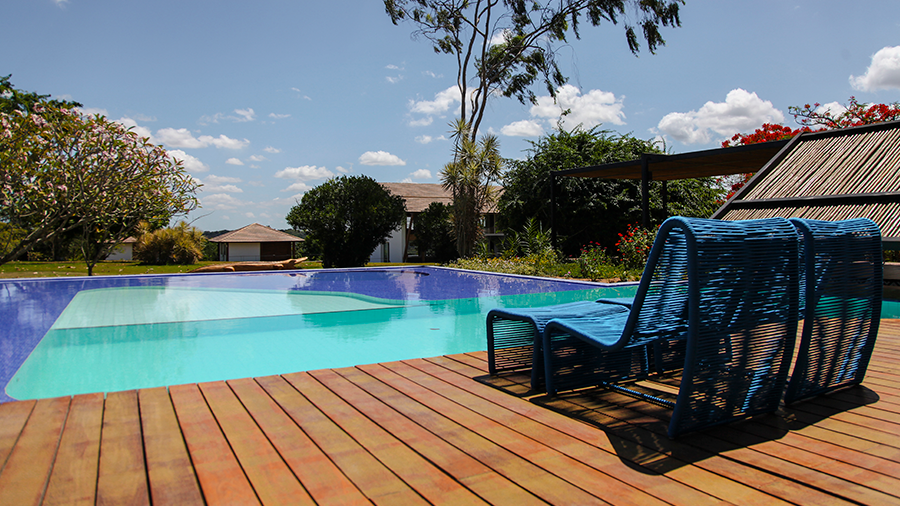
441;120;503;258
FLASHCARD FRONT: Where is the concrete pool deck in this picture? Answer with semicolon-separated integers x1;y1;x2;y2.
1;320;899;505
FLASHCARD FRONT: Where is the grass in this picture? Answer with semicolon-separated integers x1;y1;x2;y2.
0;260;444;279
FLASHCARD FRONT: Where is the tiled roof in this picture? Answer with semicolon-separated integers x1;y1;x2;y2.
209;223;303;243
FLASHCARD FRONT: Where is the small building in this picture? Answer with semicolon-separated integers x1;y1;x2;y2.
209;223;303;262
373;183;503;263
105;237;138;261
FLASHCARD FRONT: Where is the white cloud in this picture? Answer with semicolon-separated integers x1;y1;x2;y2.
335;166;351;173
851;46;900;91
114;117;153;141
423;71;442;79
225;158;245;166
202;134;250;149
205;175;242;184
409;116;434;127
268;113;291;119
531;85;625;129
167;150;209;173
386;76;403;84
490;29;511;46
78;107;108;117
359;151;406;166
210;184;243;193
248;154;267;162
263;146;281;154
501;120;544;137
234;108;255;122
400;177;413;183
656;88;784;145
202;193;247;210
409;86;460;115
275;165;335;180
386;64;402;70
409;169;432;179
283;182;314;193
245;212;256;218
415;134;447;144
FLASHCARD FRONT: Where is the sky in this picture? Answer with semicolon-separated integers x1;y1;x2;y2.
2;0;899;232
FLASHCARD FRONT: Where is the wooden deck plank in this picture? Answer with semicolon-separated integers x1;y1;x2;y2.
138;387;204;506
96;390;150;506
0;319;899;505
390;358;725;506
341;362;602;505
298;369;489;506
354;363;609;506
0;396;69;506
228;377;371;506
566;389;855;506
199;381;314;506
259;373;427;505
169;383;261;506
42;393;103;506
316;367;545;506
0;398;35;471
424;355;782;506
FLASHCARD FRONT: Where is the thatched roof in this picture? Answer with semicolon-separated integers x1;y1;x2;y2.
713;120;900;247
381;182;501;213
209;223;302;243
381;183;453;213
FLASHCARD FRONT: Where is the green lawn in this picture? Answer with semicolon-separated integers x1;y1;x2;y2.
0;260;444;278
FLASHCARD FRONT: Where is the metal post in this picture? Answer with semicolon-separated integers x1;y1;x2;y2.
641;155;651;228
550;172;557;251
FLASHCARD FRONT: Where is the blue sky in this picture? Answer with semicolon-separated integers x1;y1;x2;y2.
3;0;899;231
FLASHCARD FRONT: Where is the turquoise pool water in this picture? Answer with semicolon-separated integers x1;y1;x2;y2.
3;268;637;400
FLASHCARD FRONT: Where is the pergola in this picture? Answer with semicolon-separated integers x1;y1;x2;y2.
549;140;791;235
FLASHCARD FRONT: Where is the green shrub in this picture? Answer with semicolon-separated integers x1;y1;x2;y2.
616;223;656;269
134;222;206;265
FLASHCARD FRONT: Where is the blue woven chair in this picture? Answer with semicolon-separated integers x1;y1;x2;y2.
783;218;882;405
542;216;801;438
487;299;633;389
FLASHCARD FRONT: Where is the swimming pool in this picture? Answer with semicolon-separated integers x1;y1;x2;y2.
0;267;638;401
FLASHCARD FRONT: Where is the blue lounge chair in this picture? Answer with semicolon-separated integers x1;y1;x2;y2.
487;299;633;389
783;218;882;405
541;216;801;438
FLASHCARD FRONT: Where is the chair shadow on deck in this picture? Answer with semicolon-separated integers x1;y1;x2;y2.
475;371;879;474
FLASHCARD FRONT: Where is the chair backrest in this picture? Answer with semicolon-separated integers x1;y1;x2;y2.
784;218;882;404
625;217;800;437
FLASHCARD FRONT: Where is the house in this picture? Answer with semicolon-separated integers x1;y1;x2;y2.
209;223;303;262
105;236;138;261
371;182;503;263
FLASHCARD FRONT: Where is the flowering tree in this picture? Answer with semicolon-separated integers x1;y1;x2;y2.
0;103;200;274
719;97;900;200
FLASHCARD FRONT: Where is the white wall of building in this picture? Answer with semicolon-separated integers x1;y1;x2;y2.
369;225;406;264
106;243;133;261
228;242;261;261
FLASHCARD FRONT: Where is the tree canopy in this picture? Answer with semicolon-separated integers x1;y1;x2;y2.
1;74;81;114
0;103;200;274
286;175;407;268
498;126;722;256
384;0;683;140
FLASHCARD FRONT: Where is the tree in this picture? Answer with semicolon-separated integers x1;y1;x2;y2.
498;126;721;255
442;120;503;257
286;175;407;268
0;74;81;114
0;103;200;274
134;221;207;265
413;201;457;262
384;0;682;141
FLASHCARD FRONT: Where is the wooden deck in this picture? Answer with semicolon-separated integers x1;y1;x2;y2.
1;321;899;505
